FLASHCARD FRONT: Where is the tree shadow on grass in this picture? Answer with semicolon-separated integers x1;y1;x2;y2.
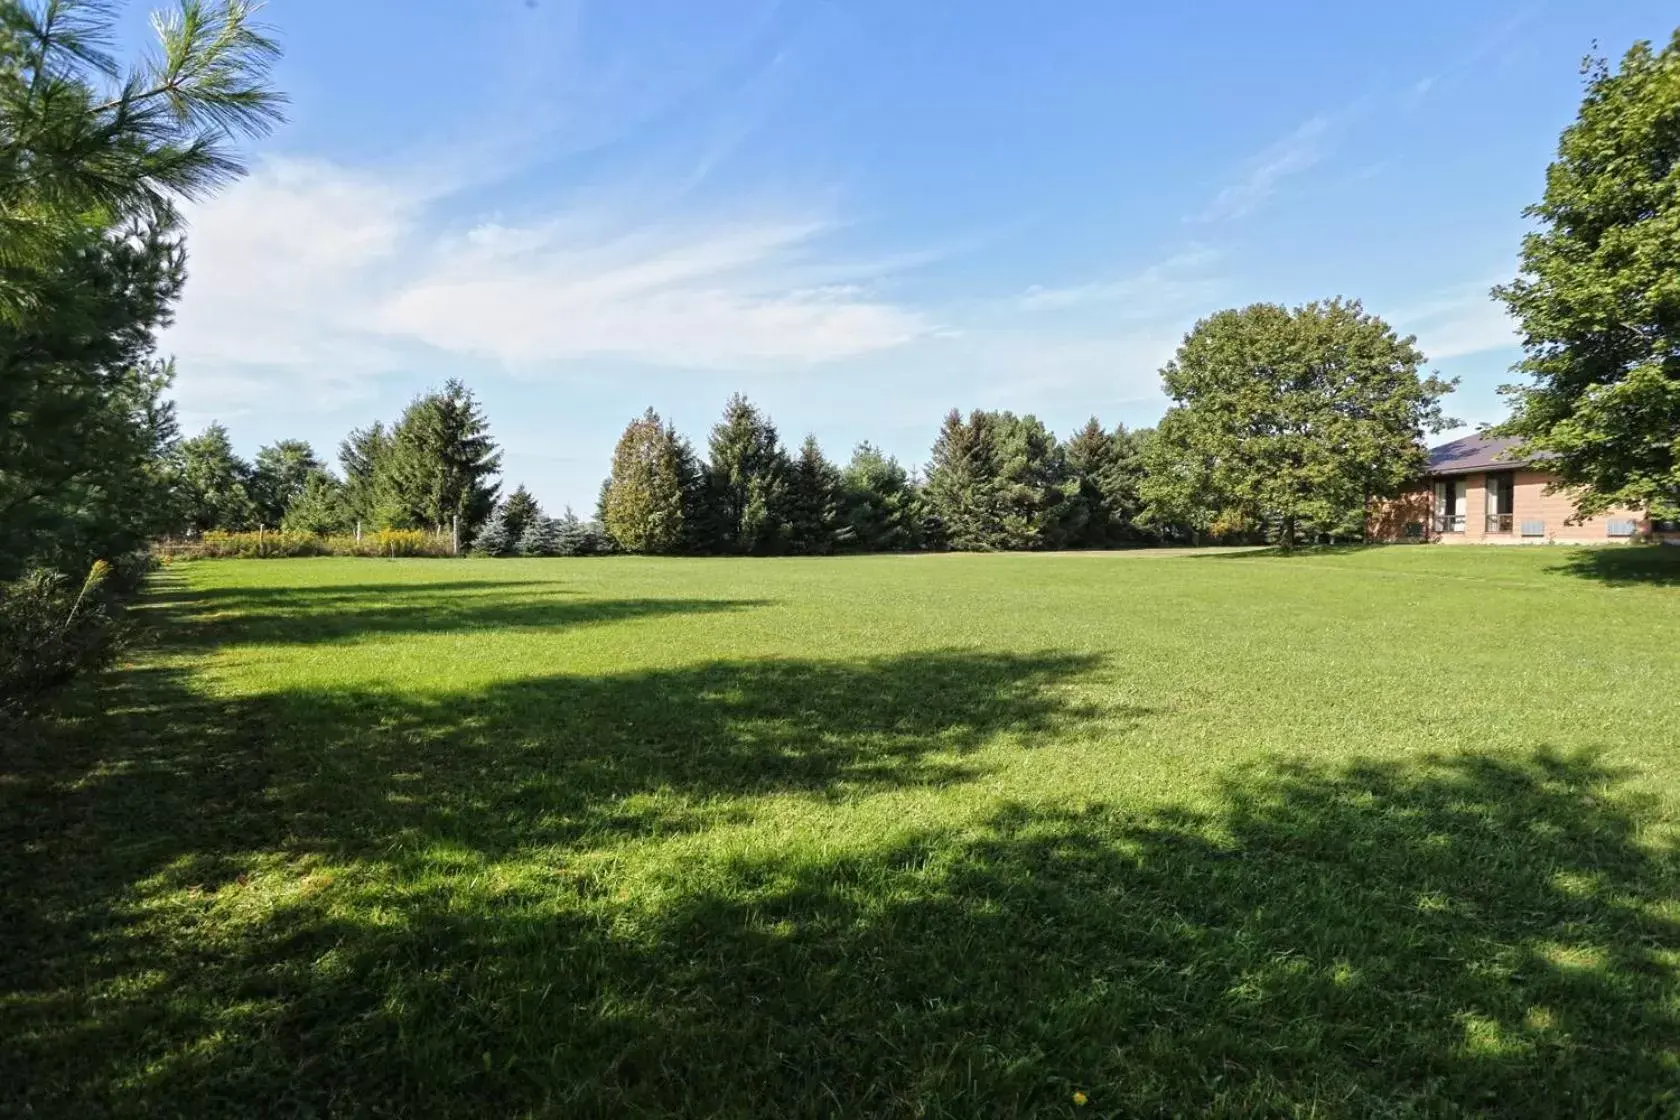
139;574;767;648
2;643;1131;1116
1546;546;1680;588
8;728;1674;1116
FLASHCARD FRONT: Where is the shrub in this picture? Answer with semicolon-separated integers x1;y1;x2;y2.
554;518;615;556
0;563;120;718
160;530;455;561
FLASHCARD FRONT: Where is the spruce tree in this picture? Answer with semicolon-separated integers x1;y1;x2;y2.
250;440;323;527
385;379;502;542
471;507;514;556
515;515;557;557
785;435;841;555
923;409;1006;550
1063;419;1148;547
501;484;542;544
701;394;790;555
837;443;921;552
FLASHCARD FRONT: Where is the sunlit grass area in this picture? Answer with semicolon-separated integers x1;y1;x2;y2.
4;546;1678;1116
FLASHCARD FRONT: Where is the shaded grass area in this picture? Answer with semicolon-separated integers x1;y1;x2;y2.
3;553;1678;1116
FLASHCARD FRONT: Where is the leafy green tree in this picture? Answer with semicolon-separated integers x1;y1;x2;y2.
384;379;502;541
601;408;692;554
177;422;254;533
837;443;921;552
279;470;347;534
249;439;322;526
700;394;790;555
500;484;541;544
1141;300;1454;547
1493;33;1680;520
785;435;840;555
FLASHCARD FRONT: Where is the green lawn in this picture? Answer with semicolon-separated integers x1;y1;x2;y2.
4;546;1678;1117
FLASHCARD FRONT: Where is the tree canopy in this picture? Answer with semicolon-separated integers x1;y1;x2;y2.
1494;33;1680;521
1140;300;1454;546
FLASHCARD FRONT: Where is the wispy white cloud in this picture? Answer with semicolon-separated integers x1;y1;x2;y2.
1016;246;1223;316
1196;114;1332;222
162;156;933;416
1391;282;1518;360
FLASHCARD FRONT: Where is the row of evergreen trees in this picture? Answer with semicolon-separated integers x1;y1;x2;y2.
594;396;1151;555
174;380;503;543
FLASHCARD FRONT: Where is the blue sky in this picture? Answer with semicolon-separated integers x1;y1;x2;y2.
155;0;1677;513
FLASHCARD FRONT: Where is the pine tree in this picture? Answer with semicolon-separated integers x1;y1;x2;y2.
250;440;323;526
785;435;841;555
471;507;514;557
923;409;1006;550
700;394;790;555
385;379;502;543
837;443;921;552
601;409;691;554
501;484;542;544
515;515;557;557
1063;419;1148;547
177;423;256;533
280;470;348;534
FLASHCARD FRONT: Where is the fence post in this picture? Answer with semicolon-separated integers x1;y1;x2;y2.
258;524;265;557
452;515;459;557
355;520;362;544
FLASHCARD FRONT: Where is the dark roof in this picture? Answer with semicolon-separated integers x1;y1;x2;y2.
1426;432;1549;477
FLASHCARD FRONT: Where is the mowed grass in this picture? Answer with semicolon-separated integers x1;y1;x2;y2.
3;546;1678;1117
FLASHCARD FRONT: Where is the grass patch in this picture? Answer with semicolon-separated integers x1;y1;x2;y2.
4;547;1678;1116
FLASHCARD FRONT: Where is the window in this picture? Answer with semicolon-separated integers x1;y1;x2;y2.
1484;471;1515;533
1607;519;1637;538
1433;478;1466;533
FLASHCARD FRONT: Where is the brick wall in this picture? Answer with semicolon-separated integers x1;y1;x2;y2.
1365;469;1658;544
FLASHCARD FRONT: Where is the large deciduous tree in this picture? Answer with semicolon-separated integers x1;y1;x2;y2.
1493;33;1680;521
1140;300;1454;547
601;409;695;554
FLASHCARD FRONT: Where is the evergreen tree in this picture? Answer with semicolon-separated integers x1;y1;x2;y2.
1140;300;1454;547
0;0;283;576
992;412;1074;549
500;484;542;544
177;423;255;533
280;470;348;534
1063;419;1148;546
471;506;514;557
1493;33;1680;521
249;439;323;526
701;394;790;555
515;514;558;557
837;443;922;552
338;422;398;530
601;409;691;554
385;379;502;542
785;435;841;555
923;409;1006;550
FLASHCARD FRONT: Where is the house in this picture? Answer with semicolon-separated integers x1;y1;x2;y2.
1367;431;1677;544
